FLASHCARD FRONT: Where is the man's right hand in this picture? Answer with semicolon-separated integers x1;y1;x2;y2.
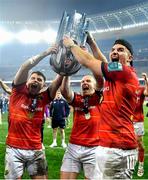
45;44;58;55
142;72;148;83
63;36;75;48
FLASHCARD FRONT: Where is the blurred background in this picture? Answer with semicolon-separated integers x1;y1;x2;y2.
0;0;148;92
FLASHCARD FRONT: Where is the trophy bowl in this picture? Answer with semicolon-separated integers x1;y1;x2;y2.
50;44;81;76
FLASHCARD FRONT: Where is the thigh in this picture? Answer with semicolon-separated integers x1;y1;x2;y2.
113;149;138;179
4;146;24;179
27;150;48;177
81;147;97;179
94;146;138;179
60;171;79;179
51;119;59;128
59;119;66;129
61;143;82;173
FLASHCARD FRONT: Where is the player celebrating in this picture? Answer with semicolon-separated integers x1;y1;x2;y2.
63;36;139;179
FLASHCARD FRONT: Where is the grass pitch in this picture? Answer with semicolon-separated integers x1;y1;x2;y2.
0;105;148;179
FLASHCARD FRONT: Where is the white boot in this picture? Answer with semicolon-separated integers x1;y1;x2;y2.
49;140;57;148
137;162;144;177
61;140;67;148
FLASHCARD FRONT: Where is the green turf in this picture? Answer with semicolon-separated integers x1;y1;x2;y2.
0;105;148;179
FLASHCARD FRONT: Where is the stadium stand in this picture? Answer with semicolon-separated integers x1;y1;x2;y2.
0;2;148;89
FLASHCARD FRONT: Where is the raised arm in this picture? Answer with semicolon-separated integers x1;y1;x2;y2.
14;45;58;86
86;31;108;63
48;75;64;99
142;72;148;96
65;101;70;117
63;36;103;78
60;76;74;103
0;79;12;95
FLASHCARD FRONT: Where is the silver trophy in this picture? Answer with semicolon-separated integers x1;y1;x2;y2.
50;11;90;76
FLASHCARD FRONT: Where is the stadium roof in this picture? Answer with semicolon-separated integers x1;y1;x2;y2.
89;2;148;39
0;1;148;41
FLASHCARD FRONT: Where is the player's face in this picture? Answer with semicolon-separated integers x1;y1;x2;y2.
109;44;132;66
56;92;62;99
81;76;96;96
26;73;45;95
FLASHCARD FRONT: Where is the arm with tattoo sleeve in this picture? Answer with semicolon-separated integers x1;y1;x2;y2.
14;46;57;86
0;79;12;95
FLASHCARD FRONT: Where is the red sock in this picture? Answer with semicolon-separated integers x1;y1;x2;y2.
138;147;144;163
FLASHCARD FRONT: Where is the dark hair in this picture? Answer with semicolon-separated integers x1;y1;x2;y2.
114;39;133;66
30;71;46;82
114;39;133;55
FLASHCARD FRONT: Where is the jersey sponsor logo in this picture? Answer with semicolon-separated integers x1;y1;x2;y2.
108;62;123;72
75;106;97;111
21;104;43;111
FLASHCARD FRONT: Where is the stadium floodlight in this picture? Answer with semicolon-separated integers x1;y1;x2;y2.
0;28;57;44
90;26;122;34
0;28;14;45
123;21;148;29
42;29;57;43
16;30;42;44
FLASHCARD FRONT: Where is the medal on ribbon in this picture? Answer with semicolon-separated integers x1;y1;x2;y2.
83;96;91;120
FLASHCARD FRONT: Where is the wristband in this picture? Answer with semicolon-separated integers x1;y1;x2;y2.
68;44;77;50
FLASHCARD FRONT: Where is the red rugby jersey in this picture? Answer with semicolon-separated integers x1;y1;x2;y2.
133;86;145;123
69;92;102;146
99;62;139;149
6;83;51;150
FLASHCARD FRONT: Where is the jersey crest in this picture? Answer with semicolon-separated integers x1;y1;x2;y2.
108;62;123;72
